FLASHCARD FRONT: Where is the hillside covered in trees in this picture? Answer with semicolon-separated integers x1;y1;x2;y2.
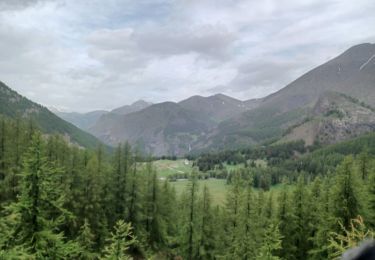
0;115;374;259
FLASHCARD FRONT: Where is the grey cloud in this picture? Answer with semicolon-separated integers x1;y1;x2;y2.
0;0;57;10
136;25;235;59
87;24;236;66
0;0;374;112
209;58;311;97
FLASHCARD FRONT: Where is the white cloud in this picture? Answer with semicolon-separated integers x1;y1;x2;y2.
0;0;374;111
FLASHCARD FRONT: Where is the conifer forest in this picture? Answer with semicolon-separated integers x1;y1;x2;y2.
0;117;374;259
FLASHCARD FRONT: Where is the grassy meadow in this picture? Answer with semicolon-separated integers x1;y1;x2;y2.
153;159;192;178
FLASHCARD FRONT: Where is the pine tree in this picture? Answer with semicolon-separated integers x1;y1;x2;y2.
262;191;274;225
80;154;108;249
367;168;375;228
331;156;360;231
197;185;217;259
102;220;136;260
256;223;283;260
179;170;199;260
110;144;127;226
159;180;177;247
76;218;98;260
0;118;6;181
358;148;370;180
1;133;77;258
309;177;333;260
224;171;244;258
276;189;295;259
328;216;374;259
239;179;258;260
143;161;164;248
127;156;142;233
291;176;311;259
64;146;85;238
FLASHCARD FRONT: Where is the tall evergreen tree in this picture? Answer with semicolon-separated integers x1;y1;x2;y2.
110;144;127;226
367;168;375;228
102;220;136;260
331;156;360;231
127;156;142;232
239;178;258;260
309;177;334;260
76;219;98;260
197;185;217;260
1;133;77;258
179;170;199;260
80;154;108;249
143;161;165;248
358;148;370;180
256;224;283;260
291;176;311;259
224;171;244;258
159;180;177;247
0;118;6;181
276;189;295;259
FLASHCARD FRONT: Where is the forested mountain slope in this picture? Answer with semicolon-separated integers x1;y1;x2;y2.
90;94;255;155
178;93;253;122
90;101;216;155
0;81;103;149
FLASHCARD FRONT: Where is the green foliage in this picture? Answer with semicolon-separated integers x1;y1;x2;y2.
329;216;374;259
331;157;360;230
197;185;217;260
76;219;98;260
256;224;283;260
178;170;200;260
1;133;77;258
0;115;374;259
102;220;136;260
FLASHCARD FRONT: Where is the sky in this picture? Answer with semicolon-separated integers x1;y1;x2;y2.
0;0;374;112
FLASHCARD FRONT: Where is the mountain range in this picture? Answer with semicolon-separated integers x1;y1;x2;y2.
1;43;374;155
89;94;257;155
53;100;153;131
200;43;375;151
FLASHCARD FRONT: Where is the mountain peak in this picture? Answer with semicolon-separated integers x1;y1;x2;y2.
131;99;152;108
345;42;375;52
111;100;152;115
211;93;230;98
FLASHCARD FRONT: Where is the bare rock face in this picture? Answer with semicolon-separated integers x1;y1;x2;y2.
283;92;375;145
314;93;375;144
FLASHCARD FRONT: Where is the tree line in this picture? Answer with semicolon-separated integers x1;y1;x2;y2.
0;115;374;259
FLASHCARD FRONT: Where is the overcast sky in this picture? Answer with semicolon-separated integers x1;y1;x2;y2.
0;0;374;112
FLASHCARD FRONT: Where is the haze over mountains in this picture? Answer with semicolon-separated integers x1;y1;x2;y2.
49;43;375;155
53;100;153;131
0;43;374;155
89;94;256;155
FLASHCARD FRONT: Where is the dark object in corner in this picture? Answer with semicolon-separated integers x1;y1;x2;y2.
342;240;375;260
